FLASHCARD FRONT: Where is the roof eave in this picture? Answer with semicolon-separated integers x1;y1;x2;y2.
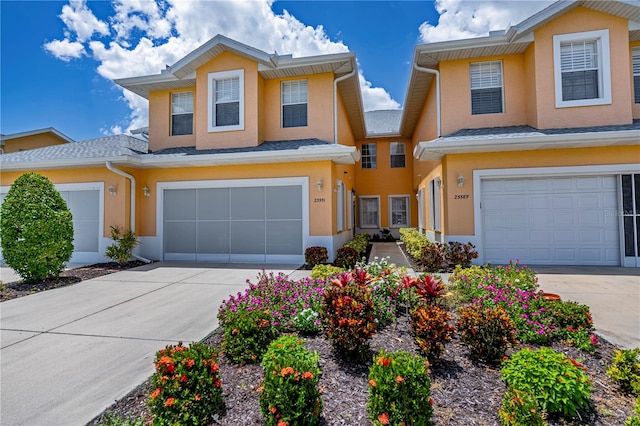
414;130;640;161
0;155;135;172
0;127;75;144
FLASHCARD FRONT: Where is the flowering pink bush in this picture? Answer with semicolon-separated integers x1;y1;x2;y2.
218;270;326;331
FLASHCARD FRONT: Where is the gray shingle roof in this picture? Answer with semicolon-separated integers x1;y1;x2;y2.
365;110;402;135
0;134;148;163
444;120;640;139
151;138;332;155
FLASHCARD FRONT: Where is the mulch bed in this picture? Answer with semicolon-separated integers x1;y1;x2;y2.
0;261;147;302
91;313;635;425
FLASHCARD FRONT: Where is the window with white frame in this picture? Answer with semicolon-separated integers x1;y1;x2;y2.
282;80;308;128
390;142;406;168
361;143;377;169
359;196;379;228
553;29;611;108
208;69;244;132
633;47;640;104
171;92;193;136
389;195;409;228
470;61;503;115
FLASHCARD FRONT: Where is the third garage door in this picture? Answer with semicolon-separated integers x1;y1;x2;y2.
481;175;619;265
163;184;303;263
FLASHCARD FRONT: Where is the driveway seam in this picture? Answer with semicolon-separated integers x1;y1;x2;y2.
2;328;182;343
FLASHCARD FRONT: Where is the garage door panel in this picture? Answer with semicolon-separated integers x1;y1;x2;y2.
72;221;99;252
165;190;196;220
68;191;100;220
231;187;264;220
482;176;619;265
165;222;196;253
266;221;302;254
197;188;229;220
230;221;266;254
197;221;229;254
266;186;302;220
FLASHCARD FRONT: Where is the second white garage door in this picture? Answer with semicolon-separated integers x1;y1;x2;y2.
163;184;304;263
481;175;620;266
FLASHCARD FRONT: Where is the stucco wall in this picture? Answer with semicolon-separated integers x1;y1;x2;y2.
2;133;68;154
148;88;197;152
532;7;633;129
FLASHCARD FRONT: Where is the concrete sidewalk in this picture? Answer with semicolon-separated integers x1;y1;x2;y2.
0;262;301;426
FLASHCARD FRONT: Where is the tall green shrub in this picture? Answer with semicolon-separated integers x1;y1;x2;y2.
0;173;74;282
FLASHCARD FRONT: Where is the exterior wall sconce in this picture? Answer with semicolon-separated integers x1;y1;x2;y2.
142;185;150;197
108;185;117;196
435;177;444;189
317;179;323;192
458;175;465;187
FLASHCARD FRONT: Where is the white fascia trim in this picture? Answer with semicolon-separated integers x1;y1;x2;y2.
141;145;361;168
414;129;640;161
0;155;136;171
511;0;578;40
270;52;355;69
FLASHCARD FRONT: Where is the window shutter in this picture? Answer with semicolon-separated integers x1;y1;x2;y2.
633;48;640;104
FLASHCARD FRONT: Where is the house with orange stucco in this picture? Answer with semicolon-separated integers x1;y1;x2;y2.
1;0;639;267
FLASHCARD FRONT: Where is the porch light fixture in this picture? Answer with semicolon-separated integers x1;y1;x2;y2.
142;185;150;197
317;179;323;192
435;177;444;189
108;185;117;196
457;175;464;187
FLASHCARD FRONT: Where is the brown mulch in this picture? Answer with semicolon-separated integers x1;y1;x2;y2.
0;261;147;302
91;313;635;425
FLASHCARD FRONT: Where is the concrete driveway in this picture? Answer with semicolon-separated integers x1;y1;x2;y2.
533;266;640;350
0;262;304;426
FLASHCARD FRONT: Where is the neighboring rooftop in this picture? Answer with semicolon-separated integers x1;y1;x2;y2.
0;134;148;163
365;110;402;136
0;127;75;145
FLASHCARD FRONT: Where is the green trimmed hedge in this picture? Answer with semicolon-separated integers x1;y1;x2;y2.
399;228;430;260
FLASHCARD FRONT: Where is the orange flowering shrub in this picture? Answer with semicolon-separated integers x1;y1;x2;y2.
260;335;323;426
148;342;223;425
367;349;433;426
322;269;377;360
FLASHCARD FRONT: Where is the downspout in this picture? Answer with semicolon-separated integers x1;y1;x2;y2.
413;62;441;138
105;161;151;263
333;69;357;144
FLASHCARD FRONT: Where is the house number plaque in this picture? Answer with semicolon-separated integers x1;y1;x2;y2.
454;194;470;199
314;197;326;203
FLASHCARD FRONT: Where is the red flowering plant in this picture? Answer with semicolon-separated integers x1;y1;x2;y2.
322;269;377;361
259;335;323;426
148;342;223;425
367;349;433;426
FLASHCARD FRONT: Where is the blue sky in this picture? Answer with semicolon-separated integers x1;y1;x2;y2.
0;0;550;142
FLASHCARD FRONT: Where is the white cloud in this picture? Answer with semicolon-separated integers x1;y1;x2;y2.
419;0;553;43
59;0;110;42
43;39;86;61
47;0;400;134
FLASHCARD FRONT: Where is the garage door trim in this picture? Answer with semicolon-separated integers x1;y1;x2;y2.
473;164;639;266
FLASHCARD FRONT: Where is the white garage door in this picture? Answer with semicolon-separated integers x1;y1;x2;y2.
0;189;100;262
481;176;620;265
163;185;303;263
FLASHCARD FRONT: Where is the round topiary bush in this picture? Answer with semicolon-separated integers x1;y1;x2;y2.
0;173;74;282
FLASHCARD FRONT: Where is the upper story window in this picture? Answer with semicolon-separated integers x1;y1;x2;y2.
390;142;406;168
633;47;640;104
282;80;308;128
208;69;244;132
470;61;503;115
361;143;377;169
553;29;611;108
171;92;193;136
